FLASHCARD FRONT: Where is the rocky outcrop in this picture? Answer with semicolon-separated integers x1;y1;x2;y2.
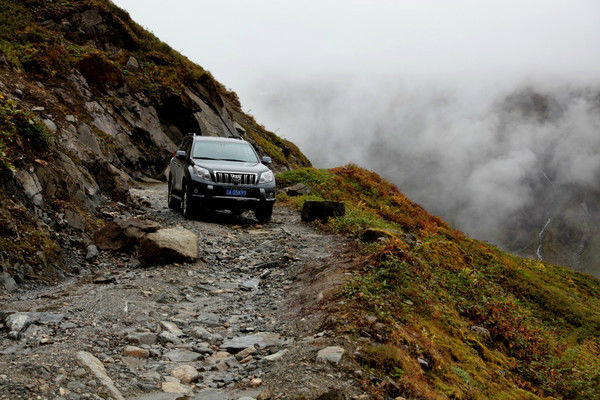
138;226;198;265
0;0;310;283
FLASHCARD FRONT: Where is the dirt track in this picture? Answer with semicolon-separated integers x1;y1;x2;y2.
0;184;365;400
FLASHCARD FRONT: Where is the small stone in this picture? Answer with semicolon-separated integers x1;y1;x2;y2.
221;332;284;352
470;325;491;340
126;332;157;345
263;349;288;362
257;388;273;400
171;365;199;384
205;351;233;365
284;183;311;196
5;313;33;339
250;378;262;388
123;346;149;359
160;321;183;336
365;315;377;324
235;347;257;361
66;115;77;123
190;326;222;343
240;278;260;291
417;357;430;369
159;331;182;345
161;381;191;394
126;57;140;70
42;119;57;133
316;346;345;365
164;349;201;362
85;244;99;260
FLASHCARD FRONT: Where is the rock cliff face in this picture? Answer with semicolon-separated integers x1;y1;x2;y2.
0;0;310;281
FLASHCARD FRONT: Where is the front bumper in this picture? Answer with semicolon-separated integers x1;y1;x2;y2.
188;175;275;210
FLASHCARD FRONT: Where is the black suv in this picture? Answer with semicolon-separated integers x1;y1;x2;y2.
168;135;276;222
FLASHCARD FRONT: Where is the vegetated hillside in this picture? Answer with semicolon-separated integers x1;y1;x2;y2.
0;0;309;282
279;165;600;400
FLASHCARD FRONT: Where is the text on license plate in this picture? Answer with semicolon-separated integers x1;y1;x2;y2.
226;188;246;196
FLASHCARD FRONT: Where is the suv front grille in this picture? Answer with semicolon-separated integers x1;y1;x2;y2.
213;171;257;185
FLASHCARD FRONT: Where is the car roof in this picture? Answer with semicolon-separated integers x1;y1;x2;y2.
191;135;248;144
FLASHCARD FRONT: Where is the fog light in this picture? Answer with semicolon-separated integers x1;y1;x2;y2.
194;188;198;194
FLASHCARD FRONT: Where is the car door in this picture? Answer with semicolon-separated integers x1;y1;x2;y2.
172;137;190;192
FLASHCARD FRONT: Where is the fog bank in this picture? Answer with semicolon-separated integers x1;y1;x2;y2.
248;77;600;245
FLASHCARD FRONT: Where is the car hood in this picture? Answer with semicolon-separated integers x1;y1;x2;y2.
192;159;269;173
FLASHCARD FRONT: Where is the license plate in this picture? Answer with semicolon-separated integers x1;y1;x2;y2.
226;188;246;196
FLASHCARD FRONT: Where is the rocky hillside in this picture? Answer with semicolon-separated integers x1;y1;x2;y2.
0;0;310;282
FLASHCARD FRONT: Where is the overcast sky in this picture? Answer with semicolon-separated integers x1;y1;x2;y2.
112;0;600;103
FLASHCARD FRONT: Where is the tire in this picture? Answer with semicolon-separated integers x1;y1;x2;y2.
181;183;195;219
255;203;273;223
167;177;180;210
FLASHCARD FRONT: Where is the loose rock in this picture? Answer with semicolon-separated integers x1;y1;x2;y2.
284;183;311;196
76;351;125;400
163;349;202;362
316;346;345;365
139;226;198;265
86;244;99;260
123;345;149;359
171;365;199;384
221;332;285;352
301;201;345;222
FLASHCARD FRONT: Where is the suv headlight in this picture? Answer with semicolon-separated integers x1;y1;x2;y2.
259;170;274;184
192;165;211;181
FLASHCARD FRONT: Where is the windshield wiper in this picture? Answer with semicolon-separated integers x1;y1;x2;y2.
193;157;218;160
219;158;249;162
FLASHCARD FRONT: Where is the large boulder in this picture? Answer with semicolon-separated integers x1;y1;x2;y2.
93;217;161;250
301;200;345;222
138;226;198;265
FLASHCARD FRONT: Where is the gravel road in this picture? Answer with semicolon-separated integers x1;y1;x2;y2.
0;184;365;400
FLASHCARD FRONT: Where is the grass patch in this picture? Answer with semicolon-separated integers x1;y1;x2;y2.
278;165;600;399
0;95;54;170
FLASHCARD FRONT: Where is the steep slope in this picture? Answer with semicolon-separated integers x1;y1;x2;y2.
0;0;310;281
492;89;600;276
279;165;600;399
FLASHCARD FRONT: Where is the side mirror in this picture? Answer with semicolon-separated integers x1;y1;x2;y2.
175;150;187;160
261;156;272;165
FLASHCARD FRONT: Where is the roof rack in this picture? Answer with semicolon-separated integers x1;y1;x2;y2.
186;132;201;137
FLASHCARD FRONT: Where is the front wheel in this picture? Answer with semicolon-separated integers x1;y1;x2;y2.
181;184;195;219
167;178;180;210
255;203;273;223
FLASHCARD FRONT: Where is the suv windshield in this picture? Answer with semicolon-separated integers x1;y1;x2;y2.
192;141;258;163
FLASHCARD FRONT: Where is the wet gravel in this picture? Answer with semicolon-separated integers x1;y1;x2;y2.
0;184;365;400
